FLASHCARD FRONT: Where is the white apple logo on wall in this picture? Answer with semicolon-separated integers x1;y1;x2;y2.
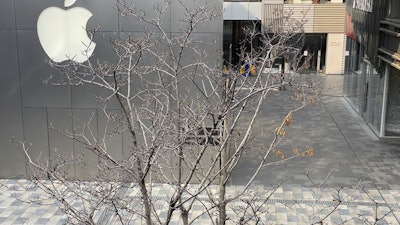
37;0;96;63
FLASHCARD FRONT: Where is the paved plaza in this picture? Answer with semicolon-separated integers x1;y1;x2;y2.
1;74;400;224
232;74;400;190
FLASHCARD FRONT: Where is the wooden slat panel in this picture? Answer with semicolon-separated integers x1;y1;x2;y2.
263;2;345;33
313;4;346;33
263;3;284;32
283;4;314;33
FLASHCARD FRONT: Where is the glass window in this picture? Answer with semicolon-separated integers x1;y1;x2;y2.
388;0;400;19
366;68;384;134
344;39;363;111
385;67;400;136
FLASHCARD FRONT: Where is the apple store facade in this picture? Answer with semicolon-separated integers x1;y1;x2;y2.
0;0;223;178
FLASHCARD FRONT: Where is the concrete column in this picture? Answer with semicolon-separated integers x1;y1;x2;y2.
325;33;345;74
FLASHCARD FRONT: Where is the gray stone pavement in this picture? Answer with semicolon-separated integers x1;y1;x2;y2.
1;74;400;224
231;74;400;190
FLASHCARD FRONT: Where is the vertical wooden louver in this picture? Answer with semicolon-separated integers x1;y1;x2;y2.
263;3;284;33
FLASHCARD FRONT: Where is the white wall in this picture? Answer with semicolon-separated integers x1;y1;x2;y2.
325;33;345;74
223;2;262;20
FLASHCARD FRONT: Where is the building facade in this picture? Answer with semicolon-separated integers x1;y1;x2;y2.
0;0;223;178
223;0;346;74
265;0;347;74
223;0;263;65
343;0;400;138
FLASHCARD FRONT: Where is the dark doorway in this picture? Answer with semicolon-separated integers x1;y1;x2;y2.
303;34;327;73
223;20;261;67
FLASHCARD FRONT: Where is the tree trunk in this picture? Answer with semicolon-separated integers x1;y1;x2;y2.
137;159;152;225
181;208;189;225
219;83;230;225
218;180;227;225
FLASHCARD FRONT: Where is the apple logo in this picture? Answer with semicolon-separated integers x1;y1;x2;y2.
37;0;96;63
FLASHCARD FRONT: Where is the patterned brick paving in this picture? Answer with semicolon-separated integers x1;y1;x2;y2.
1;180;400;224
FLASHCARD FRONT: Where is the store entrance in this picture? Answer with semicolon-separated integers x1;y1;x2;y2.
223;20;262;67
303;34;327;73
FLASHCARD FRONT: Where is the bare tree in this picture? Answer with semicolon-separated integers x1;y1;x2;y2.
16;1;319;224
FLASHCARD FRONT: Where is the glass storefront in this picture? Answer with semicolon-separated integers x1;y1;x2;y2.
343;1;400;139
302;34;327;73
343;38;387;137
343;38;363;112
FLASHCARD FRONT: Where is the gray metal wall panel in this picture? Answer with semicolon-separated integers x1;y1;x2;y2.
97;109;124;162
76;0;119;32
72;109;99;179
71;85;105;109
183;32;223;64
171;0;223;33
118;0;171;32
17;30;71;108
70;86;120;110
0;30;20;107
0;0;15;29
23;107;49;178
174;32;222;103
122;130;132;159
90;31;119;62
70;32;120;110
14;0;118;31
0;106;26;178
0;30;26;178
47;108;75;178
14;0;55;30
0;0;223;179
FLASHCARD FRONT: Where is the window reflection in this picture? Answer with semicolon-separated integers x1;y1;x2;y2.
385;67;400;136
